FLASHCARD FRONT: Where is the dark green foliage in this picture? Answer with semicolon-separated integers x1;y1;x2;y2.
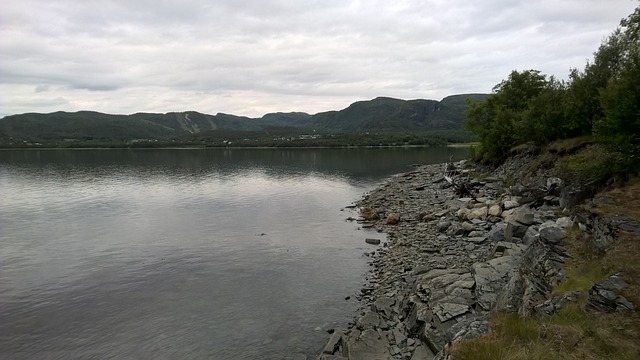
465;4;639;173
465;70;552;161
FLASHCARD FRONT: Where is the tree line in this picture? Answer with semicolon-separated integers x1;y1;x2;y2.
465;5;639;175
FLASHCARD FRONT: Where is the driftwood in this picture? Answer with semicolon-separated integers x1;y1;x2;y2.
444;160;476;198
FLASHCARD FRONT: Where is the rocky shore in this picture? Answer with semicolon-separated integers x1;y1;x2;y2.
318;156;636;360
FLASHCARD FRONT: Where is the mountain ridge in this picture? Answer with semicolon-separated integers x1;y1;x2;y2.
0;93;488;142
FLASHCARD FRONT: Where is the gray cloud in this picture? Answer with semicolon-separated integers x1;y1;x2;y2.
1;0;637;117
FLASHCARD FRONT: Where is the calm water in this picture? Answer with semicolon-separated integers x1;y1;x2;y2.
0;147;465;359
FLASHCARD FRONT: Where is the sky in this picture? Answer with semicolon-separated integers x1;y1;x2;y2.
1;0;637;118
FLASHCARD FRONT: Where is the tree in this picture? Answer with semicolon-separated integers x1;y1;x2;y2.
465;70;551;161
594;5;640;161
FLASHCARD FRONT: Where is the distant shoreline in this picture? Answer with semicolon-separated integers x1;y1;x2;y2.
0;144;470;151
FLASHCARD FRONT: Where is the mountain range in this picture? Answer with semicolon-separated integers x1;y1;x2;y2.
0;94;487;142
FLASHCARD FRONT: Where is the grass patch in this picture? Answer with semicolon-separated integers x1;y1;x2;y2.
546;136;595;155
553;226;613;294
451;306;640;360
556;144;626;184
509;143;540;155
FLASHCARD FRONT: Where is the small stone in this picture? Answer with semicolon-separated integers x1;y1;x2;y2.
422;213;436;221
468;237;486;244
462;221;476;231
437;221;452;232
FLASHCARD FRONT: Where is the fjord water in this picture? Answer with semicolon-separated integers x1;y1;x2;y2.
0;147;465;359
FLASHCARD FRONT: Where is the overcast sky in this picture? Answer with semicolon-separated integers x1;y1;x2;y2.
1;0;637;118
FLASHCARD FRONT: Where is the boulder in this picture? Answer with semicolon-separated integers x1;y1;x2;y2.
588;273;635;312
386;213;400;225
539;226;566;244
505;221;528;242
456;208;470;220
512;206;534;225
488;223;507;242
488;204;502;217
469;207;488;221
361;207;380;220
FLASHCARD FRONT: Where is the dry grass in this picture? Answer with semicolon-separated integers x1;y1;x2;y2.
451;306;640;360
546;136;595;155
553;226;613;294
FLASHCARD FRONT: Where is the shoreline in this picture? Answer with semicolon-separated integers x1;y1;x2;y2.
319;158;587;359
0;144;466;151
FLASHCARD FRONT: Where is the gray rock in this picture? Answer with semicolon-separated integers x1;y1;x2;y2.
432;303;470;322
512;206;534;225
505;221;528;242
345;328;393;360
473;256;520;311
555;217;574;229
469;207;488;221
373;297;396;318
437;221;451;232
521;226;539;245
488;204;502;216
588;273;635;312
357;311;382;329
503;199;520;210
322;331;344;355
488;223;506;242
461;221;476;232
366;238;382;245
318;355;348;360
445;316;490;345
445;223;465;236
411;345;435;360
539;226;565;244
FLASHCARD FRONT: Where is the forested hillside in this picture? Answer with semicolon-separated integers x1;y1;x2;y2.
0;94;486;146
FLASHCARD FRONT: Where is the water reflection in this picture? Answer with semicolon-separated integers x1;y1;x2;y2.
0;148;466;359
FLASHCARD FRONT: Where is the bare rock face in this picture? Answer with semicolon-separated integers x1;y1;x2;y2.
588;273;635;312
344;328;393;360
321;158;622;360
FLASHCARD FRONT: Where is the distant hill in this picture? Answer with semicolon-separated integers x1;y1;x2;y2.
0;93;488;142
311;94;488;131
